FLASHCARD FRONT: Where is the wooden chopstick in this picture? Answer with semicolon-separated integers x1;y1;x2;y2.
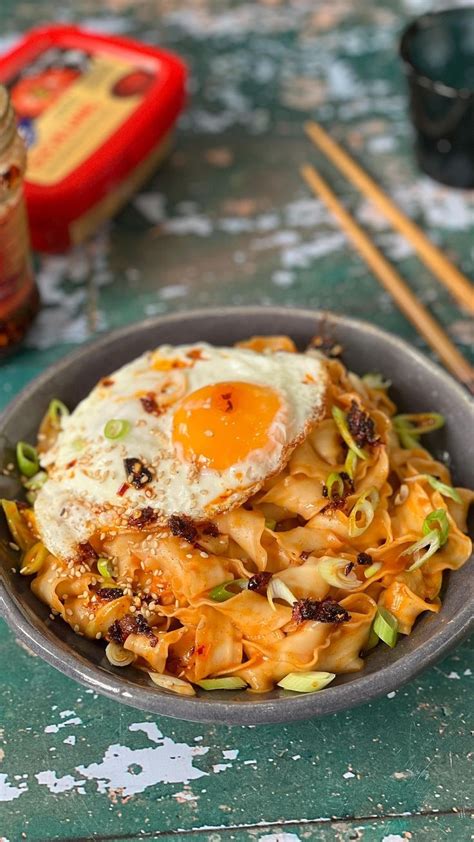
305;121;474;315
300;163;474;395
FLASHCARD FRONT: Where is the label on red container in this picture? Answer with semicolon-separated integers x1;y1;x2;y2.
9;47;159;187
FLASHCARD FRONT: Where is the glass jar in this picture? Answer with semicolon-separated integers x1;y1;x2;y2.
0;85;39;355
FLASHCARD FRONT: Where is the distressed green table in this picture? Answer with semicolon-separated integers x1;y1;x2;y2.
1;1;473;840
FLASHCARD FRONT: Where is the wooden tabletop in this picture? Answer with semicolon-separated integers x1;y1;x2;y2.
0;1;473;840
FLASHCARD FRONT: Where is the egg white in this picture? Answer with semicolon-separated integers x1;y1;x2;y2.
35;343;327;559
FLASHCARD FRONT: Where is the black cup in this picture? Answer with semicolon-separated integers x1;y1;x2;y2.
400;7;474;188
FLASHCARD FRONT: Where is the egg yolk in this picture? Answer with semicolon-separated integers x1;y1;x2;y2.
172;381;283;471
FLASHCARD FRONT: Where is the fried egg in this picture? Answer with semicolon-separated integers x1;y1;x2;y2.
35;343;327;559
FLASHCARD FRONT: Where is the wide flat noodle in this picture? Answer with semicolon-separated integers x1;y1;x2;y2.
19;336;472;688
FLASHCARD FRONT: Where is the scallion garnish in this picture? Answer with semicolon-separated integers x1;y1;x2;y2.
348;488;379;538
24;470;48;501
266;577;298;611
402;509;449;571
424;475;462;504
373;607;398;648
326;471;344;500
97;558;113;579
1;500;35;551
209;578;247;602
48;399;69;429
318;556;360;590
265;518;277;531
332;405;368;460
344;449;358;480
195;677;247;690
393;412;445;449
403;530;440;571
20;541;48;575
364;561;383;579
104;419;131;441
277;671;336;693
423;508;449;544
148;672;196;696
16;442;39;478
365;623;379;650
362;373;391;390
24;470;47;491
105;642;136;667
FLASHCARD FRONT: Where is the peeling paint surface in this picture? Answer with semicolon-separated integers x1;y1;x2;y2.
0;0;473;840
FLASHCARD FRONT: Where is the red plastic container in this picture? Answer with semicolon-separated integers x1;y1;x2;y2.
0;25;187;252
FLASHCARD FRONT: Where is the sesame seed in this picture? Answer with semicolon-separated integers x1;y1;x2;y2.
95;632;102;640
8;542;19;551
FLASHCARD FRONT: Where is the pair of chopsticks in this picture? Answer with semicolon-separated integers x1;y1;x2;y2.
301;121;474;395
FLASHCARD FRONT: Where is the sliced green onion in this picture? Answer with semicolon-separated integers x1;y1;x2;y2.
364;561;383;579
20;541;48;575
424;475;462;504
195;677;247;690
16;442;39;478
277;671;335;693
24;470;48;503
209;578;247;602
332;405;368;460
97;558;113;579
373;607;398;648
1;500;34;551
393;413;445;449
365;623;380;651
397;428;422;449
394;483;409;506
267;577;297;611
344;449;358;480
362;373;391;390
105;642;136;667
148;672;196;696
326;471;344;500
402;529;441;571
348;488;379;538
104;419;131;441
24;470;47;491
318;556;360;591
48;399;69;429
423;508;449;545
402;508;449;572
394;412;445;435
265;518;277;531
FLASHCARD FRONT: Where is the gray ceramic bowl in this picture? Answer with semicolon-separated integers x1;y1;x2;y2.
0;307;472;724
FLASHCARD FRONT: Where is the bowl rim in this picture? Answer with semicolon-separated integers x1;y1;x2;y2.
0;306;473;725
